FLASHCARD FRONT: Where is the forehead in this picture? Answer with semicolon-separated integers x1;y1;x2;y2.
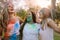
8;3;14;7
45;9;50;13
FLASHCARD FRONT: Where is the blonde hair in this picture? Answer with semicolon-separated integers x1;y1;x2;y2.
40;8;52;18
39;8;51;30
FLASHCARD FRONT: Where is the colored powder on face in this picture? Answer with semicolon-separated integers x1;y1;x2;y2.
27;16;32;23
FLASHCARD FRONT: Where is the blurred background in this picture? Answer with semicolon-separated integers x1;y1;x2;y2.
0;0;60;40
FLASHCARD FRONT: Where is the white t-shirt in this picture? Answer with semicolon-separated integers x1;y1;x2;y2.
23;23;41;40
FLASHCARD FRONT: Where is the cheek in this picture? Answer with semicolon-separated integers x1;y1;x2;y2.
36;16;42;23
8;7;14;11
36;18;42;23
45;13;49;17
39;15;43;19
8;7;11;10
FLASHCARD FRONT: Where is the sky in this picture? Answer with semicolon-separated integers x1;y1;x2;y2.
13;0;26;10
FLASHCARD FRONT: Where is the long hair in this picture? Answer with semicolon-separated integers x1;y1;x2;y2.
31;11;36;23
1;2;9;32
39;8;52;30
20;12;36;40
3;5;9;27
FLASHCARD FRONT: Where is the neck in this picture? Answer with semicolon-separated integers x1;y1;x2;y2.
9;15;13;17
43;16;48;19
28;21;33;24
42;17;46;21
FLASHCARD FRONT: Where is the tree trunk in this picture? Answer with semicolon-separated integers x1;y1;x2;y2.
51;0;56;20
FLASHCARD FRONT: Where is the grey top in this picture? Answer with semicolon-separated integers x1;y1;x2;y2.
40;18;54;40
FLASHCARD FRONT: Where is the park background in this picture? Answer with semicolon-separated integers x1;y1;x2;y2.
0;0;60;40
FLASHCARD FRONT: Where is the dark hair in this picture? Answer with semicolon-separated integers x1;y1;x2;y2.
20;12;36;40
31;11;36;23
20;19;27;40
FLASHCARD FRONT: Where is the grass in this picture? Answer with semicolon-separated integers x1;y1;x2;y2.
54;32;60;40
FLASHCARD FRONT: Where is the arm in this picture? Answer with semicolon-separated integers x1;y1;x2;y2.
19;17;24;22
18;17;24;23
39;34;42;40
47;18;60;33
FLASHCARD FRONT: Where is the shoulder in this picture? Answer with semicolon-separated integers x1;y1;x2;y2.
24;23;29;26
13;16;20;21
35;23;42;26
35;23;42;29
47;18;53;23
47;18;57;27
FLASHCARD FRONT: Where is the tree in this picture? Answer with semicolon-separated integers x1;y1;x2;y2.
51;0;56;20
17;9;27;21
56;2;60;20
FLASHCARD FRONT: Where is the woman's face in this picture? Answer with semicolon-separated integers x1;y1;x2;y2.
8;3;14;14
44;9;50;18
27;12;33;23
39;12;44;19
38;12;44;22
36;12;43;23
39;9;50;19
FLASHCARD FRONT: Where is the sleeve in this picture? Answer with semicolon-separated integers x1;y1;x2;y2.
47;18;52;23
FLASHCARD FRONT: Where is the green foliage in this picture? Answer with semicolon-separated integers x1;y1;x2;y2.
17;9;27;20
55;2;60;20
56;2;60;13
54;32;60;40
